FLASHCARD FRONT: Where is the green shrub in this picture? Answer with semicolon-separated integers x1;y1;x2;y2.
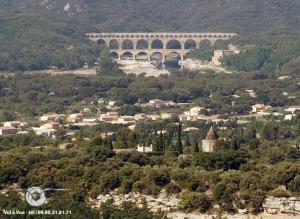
269;189;291;198
179;192;212;213
119;179;133;194
186;177;206;192
166;183;182;195
147;169;171;186
90;185;102;199
132;180;147;193
100;172;120;192
288;175;300;195
248;190;266;214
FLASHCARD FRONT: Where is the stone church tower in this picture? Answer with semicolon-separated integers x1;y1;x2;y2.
202;127;218;153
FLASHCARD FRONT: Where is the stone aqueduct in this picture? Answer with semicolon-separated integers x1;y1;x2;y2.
86;32;237;63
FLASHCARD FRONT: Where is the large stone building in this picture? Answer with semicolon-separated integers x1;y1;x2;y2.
202;127;218;153
211;44;240;66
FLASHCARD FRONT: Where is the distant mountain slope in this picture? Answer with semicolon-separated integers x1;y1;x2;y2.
2;0;300;33
87;0;300;33
1;0;300;71
0;7;92;71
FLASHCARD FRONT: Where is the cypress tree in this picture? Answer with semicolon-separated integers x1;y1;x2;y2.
159;130;165;152
147;136;152;147
193;139;200;153
155;136;160;151
177;123;183;154
185;134;191;147
167;132;172;148
109;139;113;150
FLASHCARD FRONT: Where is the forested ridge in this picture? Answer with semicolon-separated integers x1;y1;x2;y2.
1;0;300;71
2;0;300;33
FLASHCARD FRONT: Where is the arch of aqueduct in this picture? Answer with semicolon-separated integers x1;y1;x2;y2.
86;32;237;63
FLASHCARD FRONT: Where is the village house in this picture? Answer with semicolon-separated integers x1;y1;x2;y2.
3;121;28;128
180;114;197;122
190;107;204;116
282;106;300;121
183;127;199;132
252;104;272;113
32;127;56;138
106;106;121;112
278;76;292;80
134;113;149;121
284;106;300;114
137;144;153;153
149;99;167;108
149;114;161;121
179;115;189;122
82;108;91;113
118;116;136;125
257;111;271;116
0;126;18;136
284;114;295;121
183;115;202;122
39;114;61;123
98;98;104;104
273;112;283;116
17;130;30;135
66;113;84;123
161;113;178;120
59;143;74;150
142;99;176;108
108;101;116;107
127;124;135;131
190;115;200;121
99;112;119;123
66;131;76;138
237;120;252;125
245;89;257;98
41;122;60;130
100;132;114;139
105;101;120;111
211;119;229;124
183;107;205;120
156;130;167;134
83;118;98;123
177;102;190;106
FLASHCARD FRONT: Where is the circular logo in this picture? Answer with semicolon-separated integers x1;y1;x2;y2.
25;187;46;207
